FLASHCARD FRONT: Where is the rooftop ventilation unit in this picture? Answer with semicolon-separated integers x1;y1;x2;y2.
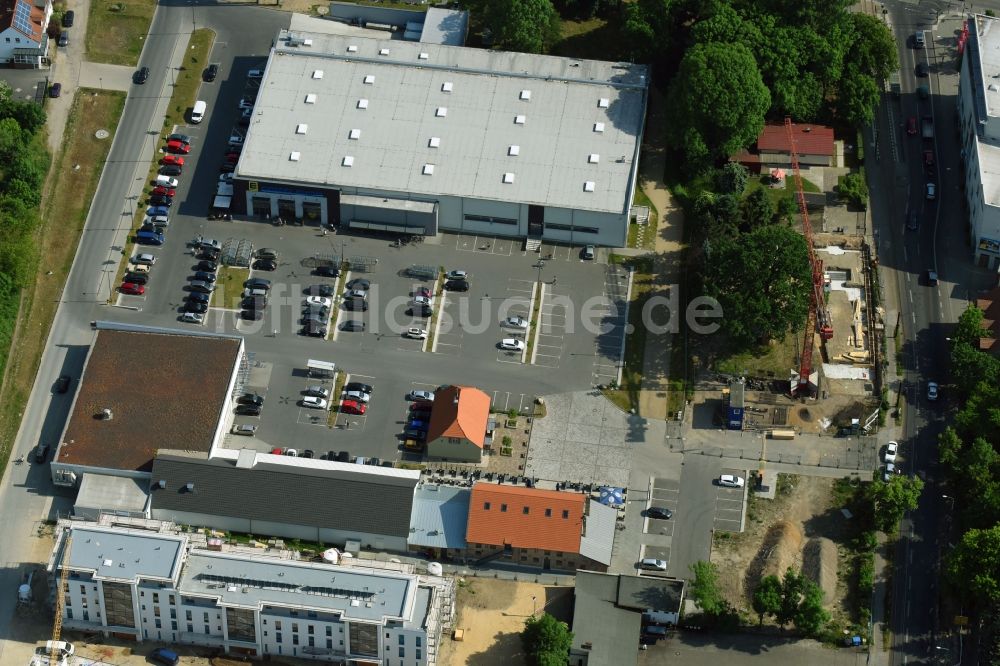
588;154;599;164
514;115;526;125
502;172;515;184
296;124;308;135
157;480;166;489
100;408;113;420
185;482;195;492
435;107;447;117
312;70;324;79
349;128;361;140
422;164;435;175
363;74;375;84
428;136;440;148
304;93;317;104
593;122;605;133
347;45;358;53
358;99;369;109
289;151;300;161
303;38;313;46
508;145;520;156
598;98;610;108
442;81;453;93
343;156;354;167
379;48;390;56
584;181;595;192
419;52;429;60
519;90;532;101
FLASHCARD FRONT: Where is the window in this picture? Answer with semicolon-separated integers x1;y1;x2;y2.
276;632;283;643
484;502;491;510
170;609;176;619
80;585;86;594
171;621;177;631
417;649;423;659
292;623;299;633
464;214;517;226
308;636;315;647
154;607;161;617
155;619;162;629
308;625;314;634
399;635;405;645
563;510;570;518
416;637;422;647
153;593;159;603
203;612;209;623
187;624;193;633
67;608;73;620
399;647;405;658
501;504;508;512
327;639;333;649
326;626;332;636
545;508;552;517
275;621;282;630
185;610;193;621
523;506;530;514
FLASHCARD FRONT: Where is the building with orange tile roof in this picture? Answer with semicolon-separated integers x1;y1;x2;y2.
463;482;616;572
426;385;491;462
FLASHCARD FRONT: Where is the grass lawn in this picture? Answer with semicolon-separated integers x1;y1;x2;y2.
712;328;801;378
212;266;249;309
0;90;125;471
552;16;629;62
603;255;654;412
86;0;156;66
744;173;821;211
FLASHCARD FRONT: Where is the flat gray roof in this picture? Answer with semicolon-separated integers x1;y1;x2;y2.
420;7;468;46
237;30;647;214
971;15;1000;207
65;526;184;583
616;574;685;614
408;484;470;550
74;474;149;515
180;551;415;622
571;570;640;666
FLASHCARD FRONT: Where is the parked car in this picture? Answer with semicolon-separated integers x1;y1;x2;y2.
181;312;205;324
346;382;374;395
916;61;929;77
167;133;191;145
411;295;431;306
304;386;330;399
35;443;51;463
120;282;144;295
235;404;262;416
133;65;149;84
148;195;172;207
344;390;371;403
245;277;271;290
253;259;277;271
49;82;62;98
347;278;371;290
345;299;369;312
124;272;148;285
341;320;365;332
926;381;939;401
306;284;334;297
197;259;218;273
926;182;936;200
255;248;278;260
238;393;265;406
187;292;209;304
414;286;432;298
302;396;329;410
884;441;898;463
152;185;176;197
185;301;208;314
306;296;332;308
136;230;164;246
499;338;526;352
405;327;428;339
54;375;72;394
646;506;673;520
907;116;918;135
231;424;258;436
193;271;217;283
161;154;184;167
444;280;469;292
58;30;69;47
639;558;668;571
504;316;528;329
133;252;156;266
718;474;745;488
446;270;468;281
242;296;267;310
61;10;74;27
341;399;366;415
150;647;180;666
159;164;182;176
204;63;219;82
303;324;327;337
407;390;434;402
197;238;222;251
314;265;339;277
189;280;215;294
581;245;596;260
155;175;179;188
165;140;190;154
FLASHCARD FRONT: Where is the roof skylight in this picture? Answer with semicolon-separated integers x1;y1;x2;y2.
508;145;520;156
514;115;526;125
442;81;453;92
349;128;361;140
342;156;354;167
358;99;369;109
312;70;324;79
419;52;429;60
519;90;532;101
584;181;596;192
363;74;375;84
594;122;605;133
429;137;441;148
435;107;448;117
422;164;435;175
347;45;358;53
502;172;515;184
304;93;317;104
296;124;308;135
379;48;390;56
289;151;300;161
598;98;610;108
588;153;599;163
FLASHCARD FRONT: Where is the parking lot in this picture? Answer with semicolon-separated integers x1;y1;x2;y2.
714;471;748;533
98;32;630;466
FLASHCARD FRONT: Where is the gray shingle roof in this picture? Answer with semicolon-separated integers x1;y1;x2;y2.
150;453;418;538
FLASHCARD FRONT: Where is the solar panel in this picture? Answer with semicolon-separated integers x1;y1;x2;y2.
13;1;34;36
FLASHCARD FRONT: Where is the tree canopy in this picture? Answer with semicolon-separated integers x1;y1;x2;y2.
866;474;923;534
946;525;1000;605
521;613;573;666
474;0;562;54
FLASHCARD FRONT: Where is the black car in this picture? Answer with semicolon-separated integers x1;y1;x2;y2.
341;320;365;332
148;195;172;206
243;296;267;310
54;375;71;394
200;247;221;261
367;457;381;466
344;299;368;312
302;314;327;326
204;63;219;82
408;304;433;317
404;428;426;441
160;164;182;176
444;279;470;291
134;66;150;84
238;392;265;406
124;272;148;285
245;278;272;290
305;284;334;297
242;309;264;320
347;278;371;290
302;449;315;459
186;301;208;314
219;163;236;173
235;404;262;416
35;444;51;463
57;30;69;47
345;382;374;394
193;271;217;283
187;291;210;304
62;10;74;26
314;265;339;277
253;259;277;271
197;259;218;272
303;325;328;337
646;506;674;520
167;133;191;145
336;450;351;463
916;62;929;77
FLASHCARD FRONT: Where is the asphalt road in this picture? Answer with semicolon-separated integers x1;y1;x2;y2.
870;2;995;663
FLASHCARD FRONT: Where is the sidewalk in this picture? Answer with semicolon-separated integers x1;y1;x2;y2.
635;86;686;421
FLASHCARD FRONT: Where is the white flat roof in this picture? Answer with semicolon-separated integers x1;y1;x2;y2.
973;15;1000;207
237;30;648;215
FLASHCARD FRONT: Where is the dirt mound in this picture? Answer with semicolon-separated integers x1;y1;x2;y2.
802;537;838;606
745;520;803;597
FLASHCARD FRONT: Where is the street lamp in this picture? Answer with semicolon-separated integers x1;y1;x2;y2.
531;595;537;616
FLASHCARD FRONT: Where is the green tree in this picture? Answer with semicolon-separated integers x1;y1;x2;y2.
777;568;804;627
846;13;898;81
752;574;783;624
866;474;923;533
793;578;829;636
838;171;869;208
835;62;881;126
945;525;1000;605
740;187;775;230
951;342;1000;397
689;560;725;614
521;612;573;666
703;224;811;345
716;161;749;195
954;304;989;348
477;0;561;54
666;41;770;168
776;194;798;224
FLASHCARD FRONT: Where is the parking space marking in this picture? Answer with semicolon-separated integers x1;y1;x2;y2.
593;264;632;386
333;372;373;430
713;477;747;533
489;391;534;414
296;406;332;427
454;234;516;256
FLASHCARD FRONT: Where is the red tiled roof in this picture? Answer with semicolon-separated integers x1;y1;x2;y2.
465;483;585;553
757;122;835;157
426;385;490;448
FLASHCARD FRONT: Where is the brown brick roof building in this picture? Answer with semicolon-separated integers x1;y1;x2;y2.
976;285;1000;353
426;385;490;449
465;483;585;553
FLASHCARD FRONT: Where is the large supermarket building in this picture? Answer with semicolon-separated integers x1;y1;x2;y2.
231;29;649;247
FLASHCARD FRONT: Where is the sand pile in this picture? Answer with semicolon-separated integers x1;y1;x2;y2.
802;537;838;606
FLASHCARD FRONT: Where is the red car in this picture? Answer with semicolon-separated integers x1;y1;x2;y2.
165;140;191;154
161;154;185;166
152;185;176;197
341;399;366;415
120;282;145;295
224;152;240;164
270;447;284;455
923;150;935;167
414;286;432;298
907;116;917;136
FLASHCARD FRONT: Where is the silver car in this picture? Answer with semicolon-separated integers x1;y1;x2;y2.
344;390;370;403
303;386;330;399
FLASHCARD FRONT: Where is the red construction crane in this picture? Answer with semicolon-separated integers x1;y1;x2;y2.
786;117;833;396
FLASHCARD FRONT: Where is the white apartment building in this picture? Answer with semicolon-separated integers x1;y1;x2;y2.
48;522;453;665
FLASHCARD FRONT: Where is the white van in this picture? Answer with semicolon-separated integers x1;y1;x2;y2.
191;100;207;123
